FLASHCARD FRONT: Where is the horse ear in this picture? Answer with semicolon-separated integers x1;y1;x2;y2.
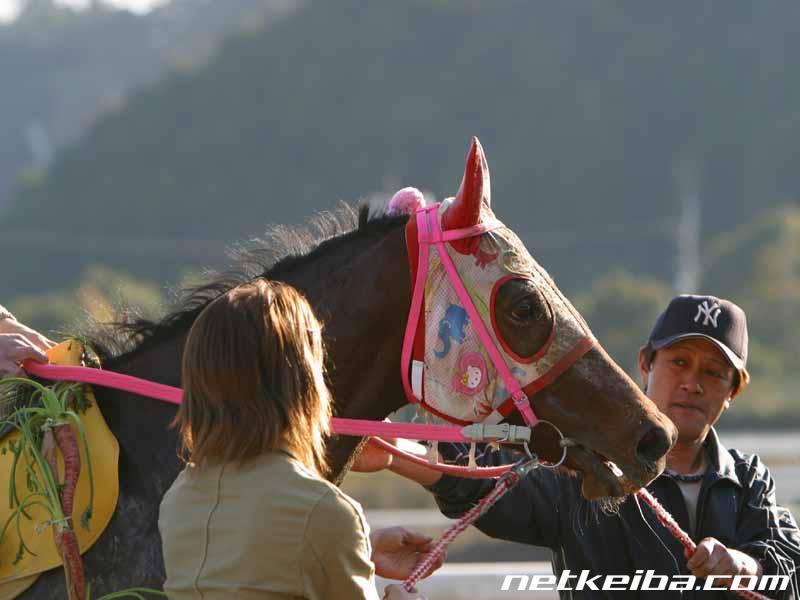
442;136;491;253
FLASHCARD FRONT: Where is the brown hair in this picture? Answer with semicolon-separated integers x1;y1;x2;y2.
175;279;331;477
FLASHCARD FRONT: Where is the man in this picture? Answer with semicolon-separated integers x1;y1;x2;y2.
357;294;800;598
0;304;53;376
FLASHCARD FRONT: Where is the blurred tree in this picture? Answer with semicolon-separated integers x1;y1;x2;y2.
9;264;164;337
574;271;672;376
0;0;298;215
700;206;800;425
704;206;800;371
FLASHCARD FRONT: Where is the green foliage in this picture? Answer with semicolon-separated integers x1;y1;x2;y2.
3;1;800;299
0;376;167;598
575;272;672;376
0;0;297;218
8;264;165;337
572;210;800;424
696;206;800;424
703;206;800;373
0;379;94;555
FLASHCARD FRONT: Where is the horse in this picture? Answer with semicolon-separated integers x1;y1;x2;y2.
18;137;676;598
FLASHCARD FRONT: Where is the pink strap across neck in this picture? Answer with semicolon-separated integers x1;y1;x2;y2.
21;360;504;451
24;360;183;404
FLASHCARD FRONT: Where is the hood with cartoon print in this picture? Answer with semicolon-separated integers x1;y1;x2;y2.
401;138;595;425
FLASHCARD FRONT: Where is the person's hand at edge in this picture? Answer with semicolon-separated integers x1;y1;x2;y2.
0;307;54;377
370;526;445;580
382;583;428;600
686;537;763;587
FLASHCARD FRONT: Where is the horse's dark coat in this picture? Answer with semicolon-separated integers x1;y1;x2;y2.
18;195;674;597
21;205;412;598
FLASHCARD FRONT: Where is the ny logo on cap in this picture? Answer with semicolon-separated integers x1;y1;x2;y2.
694;300;722;328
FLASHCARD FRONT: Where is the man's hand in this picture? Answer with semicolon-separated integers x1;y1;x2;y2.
370;527;445;580
352;437;394;472
686;537;762;585
352;434;439;488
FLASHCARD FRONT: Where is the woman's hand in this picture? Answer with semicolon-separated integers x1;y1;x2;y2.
370;526;445;580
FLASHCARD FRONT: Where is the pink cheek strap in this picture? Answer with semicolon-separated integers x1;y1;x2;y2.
414;206;538;428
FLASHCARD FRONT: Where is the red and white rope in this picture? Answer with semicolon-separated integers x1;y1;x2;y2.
403;482;770;599
403;469;522;591
636;488;769;600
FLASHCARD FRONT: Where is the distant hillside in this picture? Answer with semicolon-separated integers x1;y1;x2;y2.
3;0;800;298
0;0;297;211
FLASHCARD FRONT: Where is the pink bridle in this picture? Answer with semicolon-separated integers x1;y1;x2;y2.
400;203;540;428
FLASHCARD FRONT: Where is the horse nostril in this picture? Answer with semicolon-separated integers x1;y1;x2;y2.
635;427;672;464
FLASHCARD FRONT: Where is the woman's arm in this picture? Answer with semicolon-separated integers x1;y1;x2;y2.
301;488;382;600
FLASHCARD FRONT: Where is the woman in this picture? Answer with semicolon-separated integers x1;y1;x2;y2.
158;280;430;599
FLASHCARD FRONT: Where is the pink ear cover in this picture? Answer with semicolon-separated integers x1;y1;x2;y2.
388;187;426;215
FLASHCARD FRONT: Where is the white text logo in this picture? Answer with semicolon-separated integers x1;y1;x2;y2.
694;300;722;328
500;570;791;593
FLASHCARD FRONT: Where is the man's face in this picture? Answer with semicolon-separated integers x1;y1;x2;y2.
639;338;736;445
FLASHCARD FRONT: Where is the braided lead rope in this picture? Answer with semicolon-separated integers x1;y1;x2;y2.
637;488;769;600
402;460;537;592
403;483;770;598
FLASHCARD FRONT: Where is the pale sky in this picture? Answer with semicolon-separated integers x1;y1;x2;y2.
0;0;168;22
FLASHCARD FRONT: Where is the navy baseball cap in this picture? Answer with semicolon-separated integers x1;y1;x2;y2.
648;294;748;372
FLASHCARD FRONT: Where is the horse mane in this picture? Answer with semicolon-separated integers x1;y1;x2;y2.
82;203;407;366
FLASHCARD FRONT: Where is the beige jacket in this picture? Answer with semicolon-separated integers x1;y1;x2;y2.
158;451;380;600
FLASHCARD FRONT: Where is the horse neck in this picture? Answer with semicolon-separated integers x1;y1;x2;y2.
93;335;186;498
93;222;412;487
285;224;412;482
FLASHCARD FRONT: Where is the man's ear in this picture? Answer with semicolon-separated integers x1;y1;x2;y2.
637;347;651;390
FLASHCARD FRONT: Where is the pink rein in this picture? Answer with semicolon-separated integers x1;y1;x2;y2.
20;360;470;442
21;360;519;478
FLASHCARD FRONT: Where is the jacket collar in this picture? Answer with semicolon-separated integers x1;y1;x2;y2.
704;427;742;488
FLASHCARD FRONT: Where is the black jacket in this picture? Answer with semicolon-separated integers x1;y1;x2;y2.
428;429;800;599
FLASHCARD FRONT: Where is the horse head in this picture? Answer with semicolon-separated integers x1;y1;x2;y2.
405;137;676;500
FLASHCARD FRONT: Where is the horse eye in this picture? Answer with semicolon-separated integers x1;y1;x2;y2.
511;301;535;321
493;279;553;359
